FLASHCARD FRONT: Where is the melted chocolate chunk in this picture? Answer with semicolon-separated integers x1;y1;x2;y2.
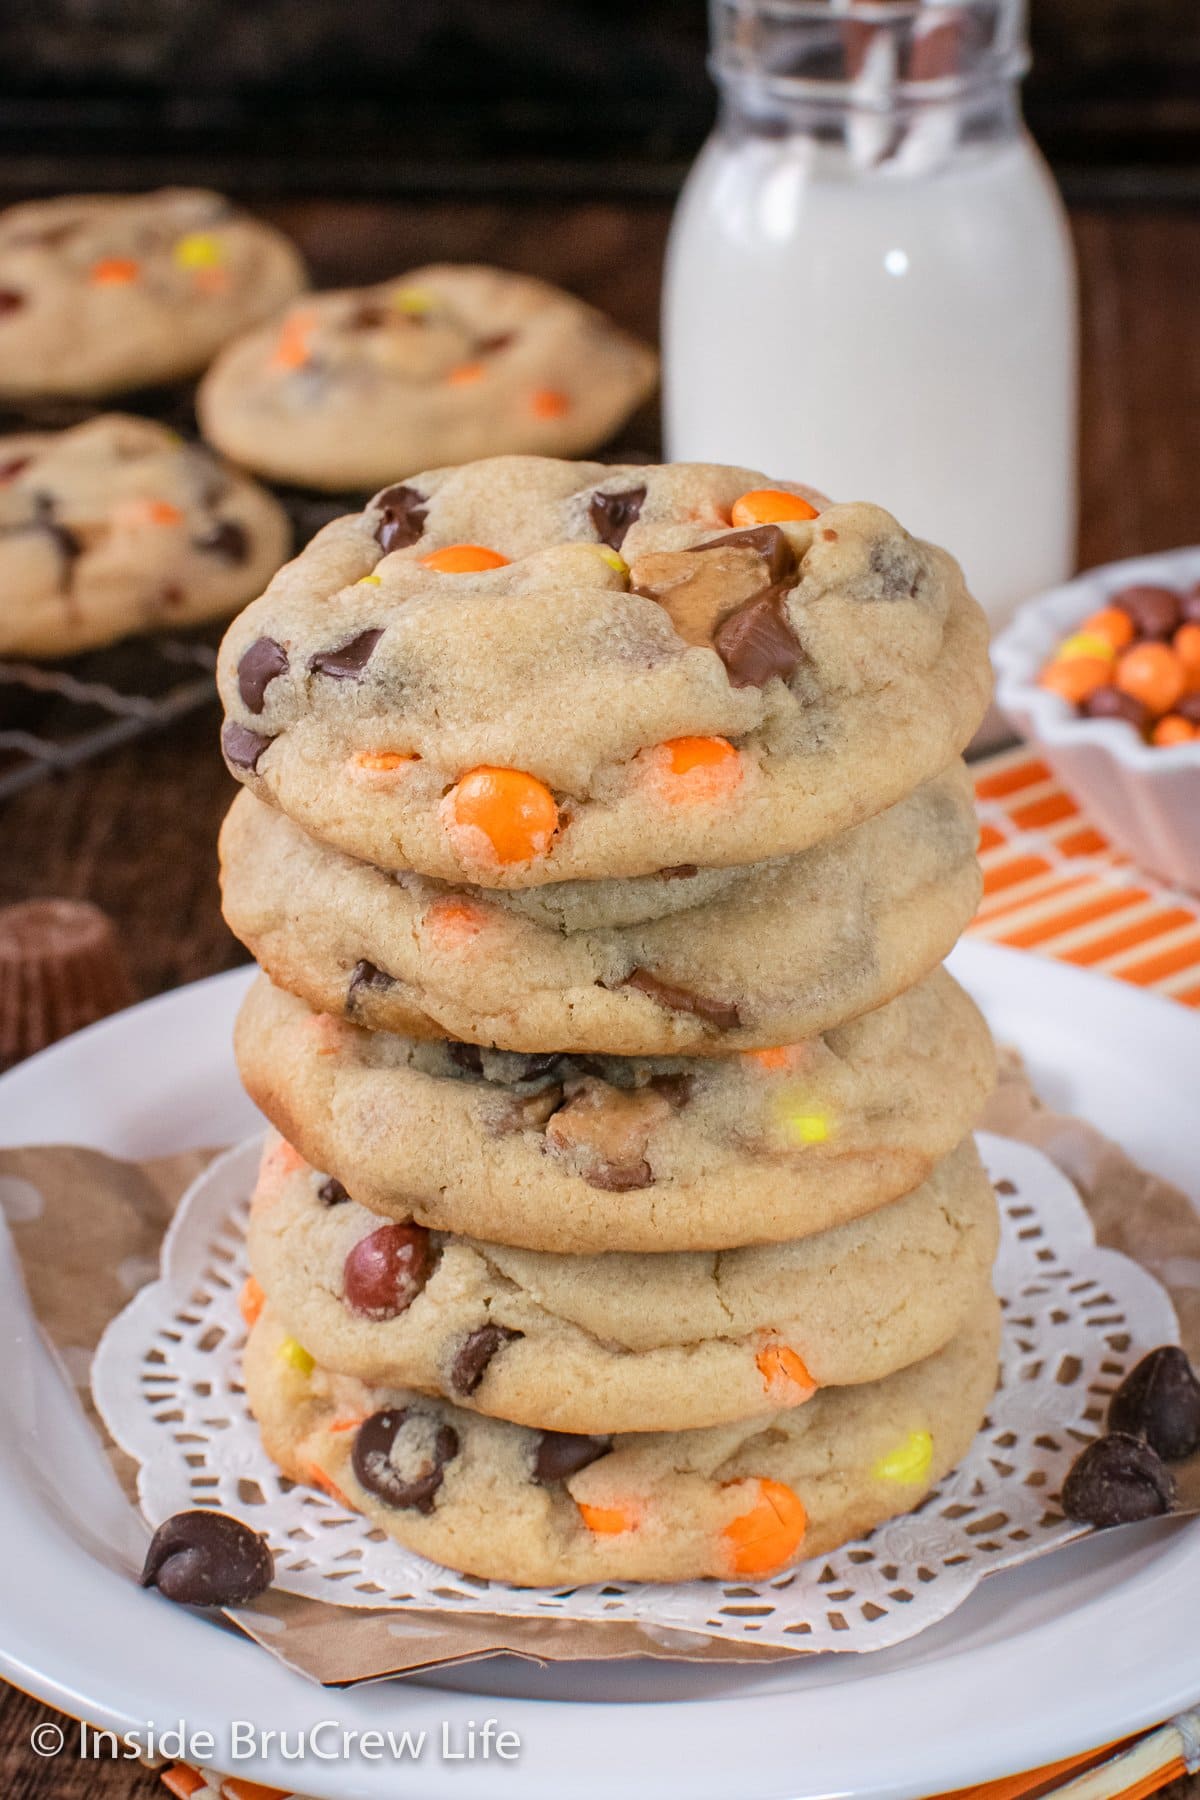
352;1409;459;1514
318;1176;350;1207
140;1510;273;1607
588;484;646;551
237;637;288;713
374;484;428;553
221;721;274;772
309;628;384;680
195;520;250;564
343;1222;431;1320
532;1431;612;1485
649;1071;695;1108
659;864;699;881
1108;1346;1200;1462
450;1324;523;1396
620;967;740;1029
0;289;25;316
347;960;396;1012
713;588;802;688
349;303;390;330
1061;1433;1175;1527
697;524;795;583
476;331;515;354
447;1041;484;1074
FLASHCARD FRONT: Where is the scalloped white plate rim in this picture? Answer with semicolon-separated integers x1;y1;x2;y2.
0;939;1194;1800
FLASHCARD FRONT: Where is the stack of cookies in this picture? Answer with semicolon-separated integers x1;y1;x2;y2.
218;455;999;1585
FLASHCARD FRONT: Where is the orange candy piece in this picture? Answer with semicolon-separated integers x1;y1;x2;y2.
1081;606;1136;651
305;1463;354;1510
731;489;819;527
1039;657;1112;704
1174;622;1200;687
755;1343;817;1402
260;1137;309;1186
578;1498;640;1536
272;311;315;370
353;749;418;774
530;388;570;419
445;766;559;864
722;1478;808;1575
1114;642;1186;716
648;735;744;805
424;896;489;948
89;256;140;285
239;1275;265;1328
447;360;486;386
744;1045;802;1073
419;543;511;573
1151;714;1196;747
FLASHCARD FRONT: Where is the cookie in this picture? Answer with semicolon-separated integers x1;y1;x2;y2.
215;456;991;886
246;1132;998;1434
235;969;994;1254
0;415;291;658
245;1298;1001;1584
0;189;307;399
220;763;982;1059
197;266;658;491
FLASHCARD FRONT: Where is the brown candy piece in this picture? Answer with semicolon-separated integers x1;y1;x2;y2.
221;721;274;772
450;1323;523;1397
0;898;136;1068
630;545;778;648
343;1222;432;1320
1108;1346;1200;1461
309;628;384;680
140;1510;273;1607
697;523;796;582
532;1431;613;1485
620;967;741;1030
317;1176;350;1207
588;485;646;550
352;1409;458;1513
1111;585;1182;640
544;1078;671;1191
374;484;428;552
1061;1432;1175;1527
194;520;250;564
713;587;803;688
237;637;288;713
1081;684;1150;729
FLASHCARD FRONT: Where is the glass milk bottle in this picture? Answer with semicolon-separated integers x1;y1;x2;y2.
664;0;1079;637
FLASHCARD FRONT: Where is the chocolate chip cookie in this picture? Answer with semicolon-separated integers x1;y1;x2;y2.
0;189;307;399
245;1132;998;1434
235;969;994;1254
216;456;991;886
220;762;981;1058
245;1297;1001;1584
0;414;291;658
197;265;658;491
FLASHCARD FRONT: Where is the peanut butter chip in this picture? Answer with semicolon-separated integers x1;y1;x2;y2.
629;546;772;647
544;1078;672;1191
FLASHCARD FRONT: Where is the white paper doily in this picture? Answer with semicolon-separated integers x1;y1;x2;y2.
92;1131;1179;1655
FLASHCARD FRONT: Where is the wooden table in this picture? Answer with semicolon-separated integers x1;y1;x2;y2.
1;199;1198;1800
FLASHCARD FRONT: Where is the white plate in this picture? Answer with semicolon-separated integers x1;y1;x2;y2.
0;942;1197;1800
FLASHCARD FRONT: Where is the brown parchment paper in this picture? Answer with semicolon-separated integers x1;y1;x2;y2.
1;1049;1197;1687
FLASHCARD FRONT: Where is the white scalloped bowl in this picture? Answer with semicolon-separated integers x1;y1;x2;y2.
993;545;1200;893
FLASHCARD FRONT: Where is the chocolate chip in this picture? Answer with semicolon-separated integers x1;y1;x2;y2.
649;1071;694;1108
195;520;250;564
343;1222;432;1320
588;485;646;550
221;721;274;772
450;1323;523;1397
237;637;288;713
447;1041;483;1074
352;1409;458;1514
1108;1346;1200;1461
1061;1432;1176;1527
713;587;803;688
309;628;384;680
697;524;795;583
620;967;740;1029
374;484;428;553
1110;585;1182;640
347;960;395;1012
349;303;390;329
0;289;25;316
140;1510;273;1607
318;1176;350;1206
659;864;699;880
1081;684;1150;729
532;1431;612;1485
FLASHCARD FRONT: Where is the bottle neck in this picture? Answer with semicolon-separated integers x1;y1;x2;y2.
710;0;1030;169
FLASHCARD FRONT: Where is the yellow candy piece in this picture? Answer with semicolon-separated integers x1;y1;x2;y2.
1056;631;1116;664
873;1429;934;1485
277;1336;314;1376
173;232;223;270
598;549;628;575
393;287;436;315
776;1098;831;1146
356;574;383;586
